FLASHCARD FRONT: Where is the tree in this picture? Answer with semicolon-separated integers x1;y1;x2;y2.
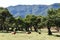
0;7;13;32
15;16;24;31
24;15;32;32
47;8;57;35
55;8;60;32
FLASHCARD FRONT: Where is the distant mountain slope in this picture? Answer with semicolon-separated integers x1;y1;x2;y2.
7;3;60;18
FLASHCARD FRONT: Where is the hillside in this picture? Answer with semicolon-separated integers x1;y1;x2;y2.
7;3;60;18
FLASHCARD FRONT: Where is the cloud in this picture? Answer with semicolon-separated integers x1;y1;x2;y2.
0;0;60;7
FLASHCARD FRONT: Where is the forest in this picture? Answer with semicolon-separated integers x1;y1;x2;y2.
0;7;60;35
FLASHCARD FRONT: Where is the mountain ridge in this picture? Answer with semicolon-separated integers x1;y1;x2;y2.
7;3;60;18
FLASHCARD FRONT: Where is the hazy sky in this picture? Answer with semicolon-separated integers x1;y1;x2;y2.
0;0;60;7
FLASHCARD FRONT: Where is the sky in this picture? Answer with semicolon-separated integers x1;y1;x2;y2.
0;0;60;7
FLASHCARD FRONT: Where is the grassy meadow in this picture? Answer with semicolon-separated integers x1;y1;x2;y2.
0;29;60;40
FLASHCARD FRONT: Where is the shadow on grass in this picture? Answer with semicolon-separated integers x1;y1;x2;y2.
50;34;60;37
16;31;26;34
0;31;26;34
53;35;60;37
0;31;10;33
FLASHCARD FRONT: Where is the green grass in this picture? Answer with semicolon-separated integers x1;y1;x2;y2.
0;29;60;40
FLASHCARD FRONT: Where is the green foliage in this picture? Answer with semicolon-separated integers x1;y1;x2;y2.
0;7;60;33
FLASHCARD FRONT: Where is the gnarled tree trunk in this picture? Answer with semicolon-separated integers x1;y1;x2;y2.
47;26;52;35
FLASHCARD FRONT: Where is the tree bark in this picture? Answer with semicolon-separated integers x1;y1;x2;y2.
56;26;59;32
47;26;52;35
34;25;38;32
25;27;29;32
